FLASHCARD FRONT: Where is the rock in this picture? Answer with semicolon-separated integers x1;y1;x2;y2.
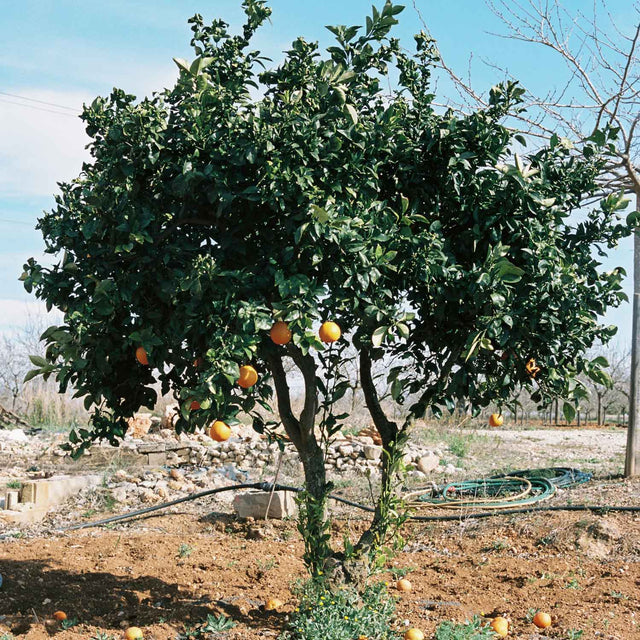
2;429;29;442
443;463;456;475
161;404;180;430
113;469;128;483
233;490;297;519
417;453;440;474
126;413;153;438
588;519;622;542
170;469;184;480
112;487;128;503
363;445;382;461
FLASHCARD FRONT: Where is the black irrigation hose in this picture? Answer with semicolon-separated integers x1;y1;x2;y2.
2;471;638;539
53;479;640;533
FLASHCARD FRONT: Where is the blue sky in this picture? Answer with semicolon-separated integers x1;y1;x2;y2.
0;0;634;344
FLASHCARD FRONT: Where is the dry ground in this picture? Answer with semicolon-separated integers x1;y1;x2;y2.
1;424;640;639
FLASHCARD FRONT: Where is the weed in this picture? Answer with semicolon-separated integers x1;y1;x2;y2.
177;543;194;559
83;509;97;518
256;558;277;573
178;614;235;639
91;633;115;640
448;435;470;458
564;578;581;590
525;608;539;623
434;615;495;639
283;580;397;640
484;539;510;552
609;590;628;600
5;480;21;489
0;633;14;640
566;630;584;640
61;618;79;630
389;566;415;579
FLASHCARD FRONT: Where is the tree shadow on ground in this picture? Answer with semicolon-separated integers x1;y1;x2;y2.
0;559;285;636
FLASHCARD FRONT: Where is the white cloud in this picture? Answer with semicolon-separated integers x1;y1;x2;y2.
0;89;91;198
0;298;62;334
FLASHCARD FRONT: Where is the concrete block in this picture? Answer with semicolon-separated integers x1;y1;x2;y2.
19;474;102;508
5;490;19;510
146;452;167;466
233;490;297;519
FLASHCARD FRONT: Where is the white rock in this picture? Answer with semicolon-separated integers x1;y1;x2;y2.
416;453;440;474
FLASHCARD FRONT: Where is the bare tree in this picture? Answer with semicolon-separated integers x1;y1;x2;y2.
413;0;640;472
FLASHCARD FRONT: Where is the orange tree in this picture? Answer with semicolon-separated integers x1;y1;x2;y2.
23;0;633;580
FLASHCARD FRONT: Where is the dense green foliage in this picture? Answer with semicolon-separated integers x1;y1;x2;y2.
23;1;632;455
282;580;398;640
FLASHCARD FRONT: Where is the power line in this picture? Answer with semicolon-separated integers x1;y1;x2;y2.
0;218;34;226
0;97;78;118
0;90;78;112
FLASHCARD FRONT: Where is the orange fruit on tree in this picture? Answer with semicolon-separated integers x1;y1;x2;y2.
489;413;503;427
124;627;144;640
532;612;551;629
525;358;540;379
53;611;67;621
190;400;201;411
265;597;283;612
238;365;258;389
404;629;424;640
396;578;412;592
490;617;509;637
270;321;291;345
193;357;204;368
209;420;231;442
319;321;341;343
135;346;148;366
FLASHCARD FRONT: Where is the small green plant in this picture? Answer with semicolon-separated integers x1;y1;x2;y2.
389;566;415;579
283;580;397;640
485;539;510;552
609;590;628;600
61;618;79;630
448;435;470;458
566;630;584;640
178;614;236;639
525;608;539;623
177;543;194;559
5;480;21;489
256;558;277;572
0;633;15;640
91;632;115;640
564;578;581;590
434;616;495;640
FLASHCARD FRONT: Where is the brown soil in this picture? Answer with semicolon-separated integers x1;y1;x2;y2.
1;506;639;640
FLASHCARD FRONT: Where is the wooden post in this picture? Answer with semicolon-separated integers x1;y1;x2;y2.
627;192;640;477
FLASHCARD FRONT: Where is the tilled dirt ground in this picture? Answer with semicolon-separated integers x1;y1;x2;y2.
1;495;640;640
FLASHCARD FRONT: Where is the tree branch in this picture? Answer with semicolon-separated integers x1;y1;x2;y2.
285;343;318;437
265;350;303;450
359;347;398;445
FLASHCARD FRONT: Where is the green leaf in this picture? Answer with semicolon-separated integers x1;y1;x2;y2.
562;402;576;423
344;104;358;125
29;355;48;367
372;326;387;347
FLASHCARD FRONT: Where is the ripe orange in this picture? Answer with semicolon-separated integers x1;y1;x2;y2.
525;358;540;379
193;357;204;368
209;420;231;442
396;578;412;592
489;413;503;427
319;321;341;343
190;400;200;411
238;365;258;389
532;612;551;629
135;346;148;366
404;629;424;640
265;597;283;611
270;321;291;345
124;627;144;640
490;617;509;637
53;611;67;621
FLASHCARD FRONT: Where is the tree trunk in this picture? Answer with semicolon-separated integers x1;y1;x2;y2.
597;394;602;426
